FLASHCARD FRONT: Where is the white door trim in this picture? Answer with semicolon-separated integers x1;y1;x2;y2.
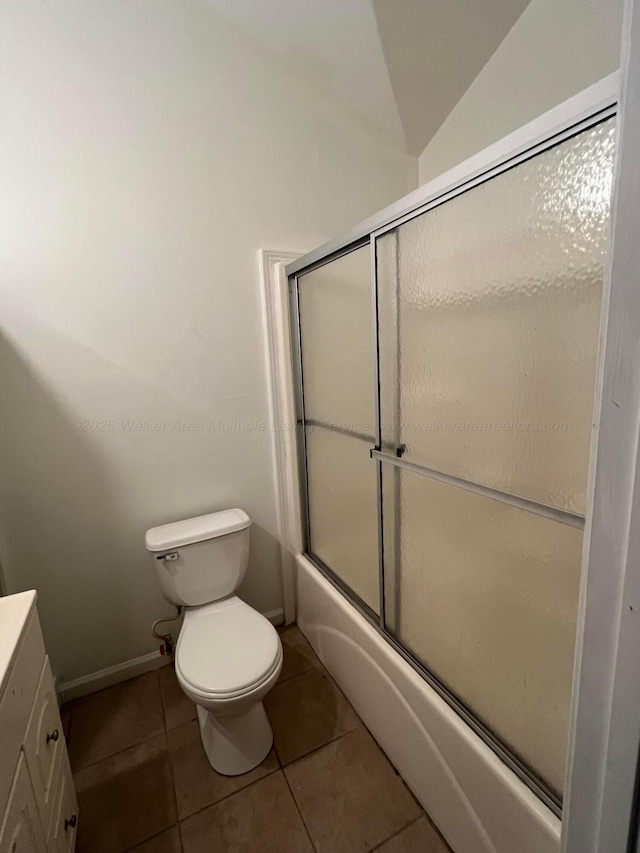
259;250;303;625
562;0;640;850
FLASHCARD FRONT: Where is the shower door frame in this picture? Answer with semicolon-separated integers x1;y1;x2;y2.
562;0;640;850
287;70;625;833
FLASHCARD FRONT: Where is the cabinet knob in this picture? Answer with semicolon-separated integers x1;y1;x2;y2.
46;728;59;744
64;814;77;831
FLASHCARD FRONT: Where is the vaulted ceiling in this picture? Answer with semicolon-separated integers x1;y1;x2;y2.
373;0;532;154
205;0;531;157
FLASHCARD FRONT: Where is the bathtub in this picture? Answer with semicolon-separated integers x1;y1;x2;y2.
295;553;561;853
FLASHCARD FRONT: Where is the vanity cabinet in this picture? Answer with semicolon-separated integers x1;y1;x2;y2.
0;591;77;852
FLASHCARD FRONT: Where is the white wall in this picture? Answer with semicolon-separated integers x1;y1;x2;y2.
0;0;414;682
418;0;624;184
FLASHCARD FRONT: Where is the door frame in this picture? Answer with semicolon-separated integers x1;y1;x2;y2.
562;0;640;849
259;249;303;626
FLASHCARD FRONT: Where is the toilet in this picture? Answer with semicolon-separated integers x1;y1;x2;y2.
145;508;283;776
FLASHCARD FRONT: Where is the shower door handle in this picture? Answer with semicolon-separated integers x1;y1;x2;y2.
370;444;405;458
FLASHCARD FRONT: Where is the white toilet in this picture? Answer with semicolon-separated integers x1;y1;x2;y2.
145;508;283;776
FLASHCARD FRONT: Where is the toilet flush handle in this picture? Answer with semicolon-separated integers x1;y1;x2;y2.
157;551;178;561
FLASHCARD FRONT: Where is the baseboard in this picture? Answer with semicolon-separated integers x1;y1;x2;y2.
58;607;285;702
58;650;172;701
263;607;285;626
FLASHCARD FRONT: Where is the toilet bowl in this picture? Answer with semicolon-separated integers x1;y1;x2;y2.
175;596;282;775
145;508;283;776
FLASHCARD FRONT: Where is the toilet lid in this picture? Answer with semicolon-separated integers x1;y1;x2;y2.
176;597;281;696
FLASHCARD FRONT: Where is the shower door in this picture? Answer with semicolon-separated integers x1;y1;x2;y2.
290;98;617;816
295;244;380;615
375;119;615;806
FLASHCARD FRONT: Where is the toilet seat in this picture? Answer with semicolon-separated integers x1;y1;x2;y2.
176;596;282;700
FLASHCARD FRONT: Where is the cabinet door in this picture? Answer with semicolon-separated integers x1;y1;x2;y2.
48;753;78;853
23;657;63;830
0;753;47;853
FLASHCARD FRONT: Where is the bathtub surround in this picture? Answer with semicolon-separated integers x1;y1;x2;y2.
0;0;414;684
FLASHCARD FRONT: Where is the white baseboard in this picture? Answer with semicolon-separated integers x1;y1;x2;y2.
58;650;172;701
58;607;285;702
263;607;285;626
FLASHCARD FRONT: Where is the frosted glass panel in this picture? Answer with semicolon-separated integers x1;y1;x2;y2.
299;246;374;432
378;118;615;514
306;426;379;613
383;467;583;796
298;245;378;612
295;116;615;803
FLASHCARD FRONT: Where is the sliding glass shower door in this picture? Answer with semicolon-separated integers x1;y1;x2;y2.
292;111;616;810
296;245;380;614
376;118;615;801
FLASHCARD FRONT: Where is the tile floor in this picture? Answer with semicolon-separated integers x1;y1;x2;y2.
62;624;451;853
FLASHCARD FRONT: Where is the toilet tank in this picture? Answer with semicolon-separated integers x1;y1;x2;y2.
145;508;251;607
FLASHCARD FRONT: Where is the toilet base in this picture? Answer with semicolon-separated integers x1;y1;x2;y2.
197;702;274;776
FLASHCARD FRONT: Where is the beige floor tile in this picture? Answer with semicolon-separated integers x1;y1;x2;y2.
168;719;279;819
264;667;360;764
180;771;313;853
159;664;197;730
74;734;176;853
128;826;182;853
68;672;165;770
285;726;422;853
373;817;451;853
277;625;322;683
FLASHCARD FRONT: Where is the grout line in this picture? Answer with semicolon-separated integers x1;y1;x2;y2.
282;767;318;853
157;668;170;731
112;728;177;853
157;679;186;851
275;662;317;684
69;670;166;776
272;735;283;769
423;811;455;853
164;731;185;852
270;651;363;768
278;721;362;769
122;823;180;853
367;815;423;852
176;764;281;824
160;673;280;826
355;715;452;851
169;764;314;849
158;675;184;852
70;728;166;777
274;653;452;851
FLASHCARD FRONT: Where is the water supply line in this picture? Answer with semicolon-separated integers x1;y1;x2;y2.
151;605;182;656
